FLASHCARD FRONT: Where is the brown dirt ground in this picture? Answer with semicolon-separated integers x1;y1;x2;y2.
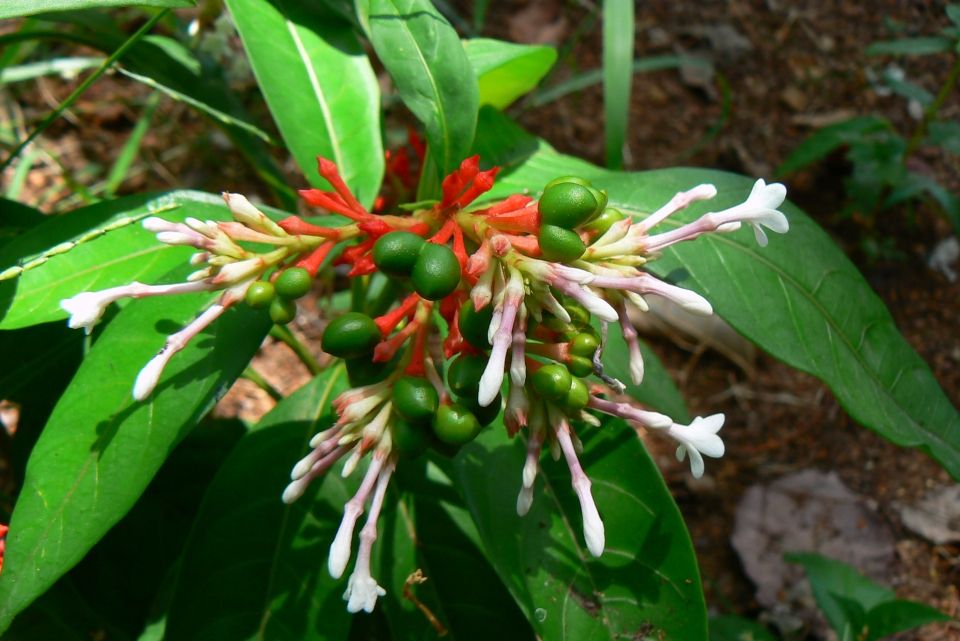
2;1;959;639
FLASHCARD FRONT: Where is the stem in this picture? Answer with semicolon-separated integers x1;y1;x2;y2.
269;324;323;375
0;11;167;172
905;53;960;159
241;366;283;402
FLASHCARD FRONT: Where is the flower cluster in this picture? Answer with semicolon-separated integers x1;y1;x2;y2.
60;155;789;613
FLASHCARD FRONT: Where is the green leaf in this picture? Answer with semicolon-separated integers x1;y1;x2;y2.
477;115;960;479
776;116;892;176
0;190;287;330
225;0;384;208
3;578;116;641
357;0;479;183
373;462;534;640
864;599;950;640
0;266;271;634
463;38;556;109
865;36;955;56
601;0;634;169
926;120;960;155
0;198;45;249
454;420;706;640
785;552;893;637
164;367;352;641
708;615;778;641
880;70;934;106
0;0;192;21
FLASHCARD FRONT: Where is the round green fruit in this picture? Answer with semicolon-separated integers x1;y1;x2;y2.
583;207;626;236
570;332;599;358
433;403;482;445
321;312;380;358
562;377;590;412
411;243;461;300
568;355;594;378
372;231;425;277
392;377;439;422
244;280;275;309
563;299;591;327
539;224;586;263
532;363;572;402
345;354;394;386
269;297;297;325
391;418;428;459
447;353;487;400
464;394;501;427
539;182;600;229
274;267;312;300
459;300;493;348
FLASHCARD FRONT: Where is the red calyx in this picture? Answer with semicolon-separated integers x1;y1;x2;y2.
278;216;342;240
375;293;420;336
295;241;336;277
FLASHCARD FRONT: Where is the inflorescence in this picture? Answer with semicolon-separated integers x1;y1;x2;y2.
61;154;789;613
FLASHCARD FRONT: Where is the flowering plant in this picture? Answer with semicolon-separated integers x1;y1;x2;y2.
0;1;956;640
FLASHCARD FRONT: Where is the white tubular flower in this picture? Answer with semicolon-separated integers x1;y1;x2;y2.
636;183;718;233
133;301;229;400
478;269;523;407
715;179;789;247
61;280;212;333
223;192;287;236
328;453;385;579
667;414;726;478
343;458;394;613
553;412;605;557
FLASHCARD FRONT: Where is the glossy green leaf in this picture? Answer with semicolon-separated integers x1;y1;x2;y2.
373;462;533;640
225;0;384;207
357;0;479;182
0;266;271;634
0;0;192;21
0;198;45;249
455;420;706;640
463;38;556;109
708;615;777;641
926;120;960;155
165;367;351;641
601;0;634;169
864;599;950;640
785;552;893;636
476;124;960;479
3;578;116;641
865;36;954;56
776;116;892;176
0;190;287;330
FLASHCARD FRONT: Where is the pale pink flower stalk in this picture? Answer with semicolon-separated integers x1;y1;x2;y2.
478;268;524;406
60;280;212;332
551;408;604;557
344;459;394;613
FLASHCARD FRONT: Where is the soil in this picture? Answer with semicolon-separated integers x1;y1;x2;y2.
2;1;959;639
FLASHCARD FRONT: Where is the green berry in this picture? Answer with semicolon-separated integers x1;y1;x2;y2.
372;231;425;277
447;353;487;400
459;300;493;349
539;224;586;262
464;394;502;427
588;187;608;215
543;316;579;340
392;377;439;422
345;354;394;386
539;182;600;229
321;312;380;358
433;403;483;445
563;299;591;327
583;207;626;236
274;267;312;300
568;355;594;378
562;377;590;412
244;280;275;309
544;175;592;190
411;243;461;300
391;418;428;459
269;297;297;324
532;363;572;402
570;332;599;358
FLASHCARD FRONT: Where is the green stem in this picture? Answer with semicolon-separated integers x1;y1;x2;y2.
269;324;323;375
905;53;960;159
0;11;166;172
241;367;283;402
